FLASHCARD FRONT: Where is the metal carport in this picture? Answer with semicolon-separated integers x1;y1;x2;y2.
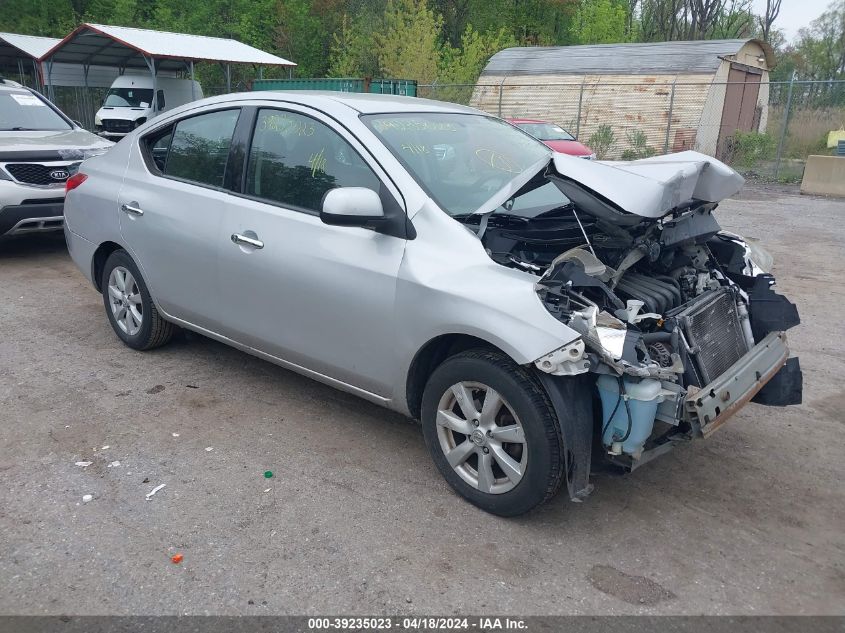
0;32;59;89
40;23;295;108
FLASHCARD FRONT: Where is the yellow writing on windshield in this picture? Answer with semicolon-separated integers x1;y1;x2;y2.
401;143;429;155
475;148;522;174
373;119;457;133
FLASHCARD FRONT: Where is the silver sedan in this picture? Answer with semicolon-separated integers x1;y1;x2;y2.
64;92;801;515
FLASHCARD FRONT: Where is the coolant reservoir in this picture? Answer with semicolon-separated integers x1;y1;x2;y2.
597;375;663;457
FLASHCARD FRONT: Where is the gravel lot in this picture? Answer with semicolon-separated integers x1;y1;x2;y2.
1;184;843;616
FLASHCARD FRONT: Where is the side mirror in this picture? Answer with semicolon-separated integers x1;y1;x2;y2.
320;187;384;228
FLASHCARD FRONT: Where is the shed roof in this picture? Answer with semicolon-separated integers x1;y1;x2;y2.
481;39;774;77
0;32;60;70
41;23;295;70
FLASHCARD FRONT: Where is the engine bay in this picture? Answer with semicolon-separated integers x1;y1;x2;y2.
462;169;802;472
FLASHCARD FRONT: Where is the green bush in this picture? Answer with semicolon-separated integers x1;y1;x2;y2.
728;131;776;169
620;129;657;160
587;124;615;160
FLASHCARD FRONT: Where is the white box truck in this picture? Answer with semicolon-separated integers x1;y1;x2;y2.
94;75;203;139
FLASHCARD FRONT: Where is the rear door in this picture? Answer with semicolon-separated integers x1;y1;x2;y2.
118;107;241;330
217;106;408;396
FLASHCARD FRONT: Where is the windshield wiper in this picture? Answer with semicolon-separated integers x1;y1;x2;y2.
1;127;38;131
452;212;530;225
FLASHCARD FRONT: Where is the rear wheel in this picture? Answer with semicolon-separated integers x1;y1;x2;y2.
421;349;564;516
101;250;174;350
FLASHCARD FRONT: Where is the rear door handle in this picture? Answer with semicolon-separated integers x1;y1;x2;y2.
231;233;264;249
120;202;144;216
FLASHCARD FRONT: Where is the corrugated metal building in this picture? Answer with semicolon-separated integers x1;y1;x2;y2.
472;39;775;158
1;31;177;89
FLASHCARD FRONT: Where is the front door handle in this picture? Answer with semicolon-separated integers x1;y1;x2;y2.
231;233;264;249
120;202;144;216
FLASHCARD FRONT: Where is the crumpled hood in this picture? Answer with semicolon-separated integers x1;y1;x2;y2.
0;129;112;155
552;150;744;218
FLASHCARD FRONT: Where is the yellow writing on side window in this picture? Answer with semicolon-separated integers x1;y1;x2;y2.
260;113;315;137
308;147;327;177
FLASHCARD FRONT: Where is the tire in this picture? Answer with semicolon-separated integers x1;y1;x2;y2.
101;249;174;351
421;349;564;516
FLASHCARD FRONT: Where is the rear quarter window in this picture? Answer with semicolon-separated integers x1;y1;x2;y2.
155;109;241;188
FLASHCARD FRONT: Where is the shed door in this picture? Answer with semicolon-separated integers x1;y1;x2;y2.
718;65;762;159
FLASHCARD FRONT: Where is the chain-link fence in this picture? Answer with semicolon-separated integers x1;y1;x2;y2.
46;77;845;183
44;83;249;131
419;78;845;183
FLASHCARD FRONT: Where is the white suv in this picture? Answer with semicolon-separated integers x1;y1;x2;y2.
0;79;112;238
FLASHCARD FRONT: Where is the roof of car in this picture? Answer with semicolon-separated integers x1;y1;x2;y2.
212;90;482;115
0;81;30;94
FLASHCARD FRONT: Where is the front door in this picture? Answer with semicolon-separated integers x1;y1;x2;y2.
218;107;407;396
118;108;241;331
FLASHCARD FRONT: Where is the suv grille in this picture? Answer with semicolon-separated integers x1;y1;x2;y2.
5;163;79;186
101;119;134;134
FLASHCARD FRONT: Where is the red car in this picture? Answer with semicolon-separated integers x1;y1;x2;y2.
508;118;595;159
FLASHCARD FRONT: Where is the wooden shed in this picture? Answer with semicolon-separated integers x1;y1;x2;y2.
472;39;775;159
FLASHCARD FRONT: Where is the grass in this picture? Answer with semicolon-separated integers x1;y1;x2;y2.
766;104;845;159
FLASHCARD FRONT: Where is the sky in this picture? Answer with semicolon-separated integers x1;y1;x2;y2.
752;0;833;41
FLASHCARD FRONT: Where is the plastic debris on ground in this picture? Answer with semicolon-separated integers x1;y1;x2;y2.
82;494;93;503
107;461;121;468
171;553;183;564
205;447;213;452
145;484;166;501
75;461;93;467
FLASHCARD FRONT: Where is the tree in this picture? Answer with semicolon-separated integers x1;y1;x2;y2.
757;0;782;42
373;0;443;83
0;0;77;37
439;25;516;84
688;0;724;38
789;0;845;81
327;13;380;77
570;0;628;44
709;0;754;39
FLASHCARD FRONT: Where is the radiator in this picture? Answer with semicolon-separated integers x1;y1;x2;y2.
677;289;749;384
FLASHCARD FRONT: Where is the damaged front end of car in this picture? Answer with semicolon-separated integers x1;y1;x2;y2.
475;151;802;499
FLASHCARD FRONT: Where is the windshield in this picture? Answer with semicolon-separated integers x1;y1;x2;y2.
103;88;153;108
515;122;575;141
363;113;552;216
0;92;71;131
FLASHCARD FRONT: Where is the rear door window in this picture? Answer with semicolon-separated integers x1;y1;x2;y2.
244;108;380;212
163;109;240;188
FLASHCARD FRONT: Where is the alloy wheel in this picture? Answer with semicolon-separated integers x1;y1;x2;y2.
107;266;143;336
435;381;527;494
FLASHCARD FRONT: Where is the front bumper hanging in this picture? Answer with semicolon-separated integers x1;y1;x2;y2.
684;331;791;438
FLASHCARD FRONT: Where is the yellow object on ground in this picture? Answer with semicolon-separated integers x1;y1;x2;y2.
827;129;845;149
801;155;845;197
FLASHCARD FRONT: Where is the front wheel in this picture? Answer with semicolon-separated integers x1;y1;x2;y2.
421;349;565;516
101;249;174;350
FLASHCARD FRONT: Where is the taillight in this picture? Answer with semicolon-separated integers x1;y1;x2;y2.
65;172;88;193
